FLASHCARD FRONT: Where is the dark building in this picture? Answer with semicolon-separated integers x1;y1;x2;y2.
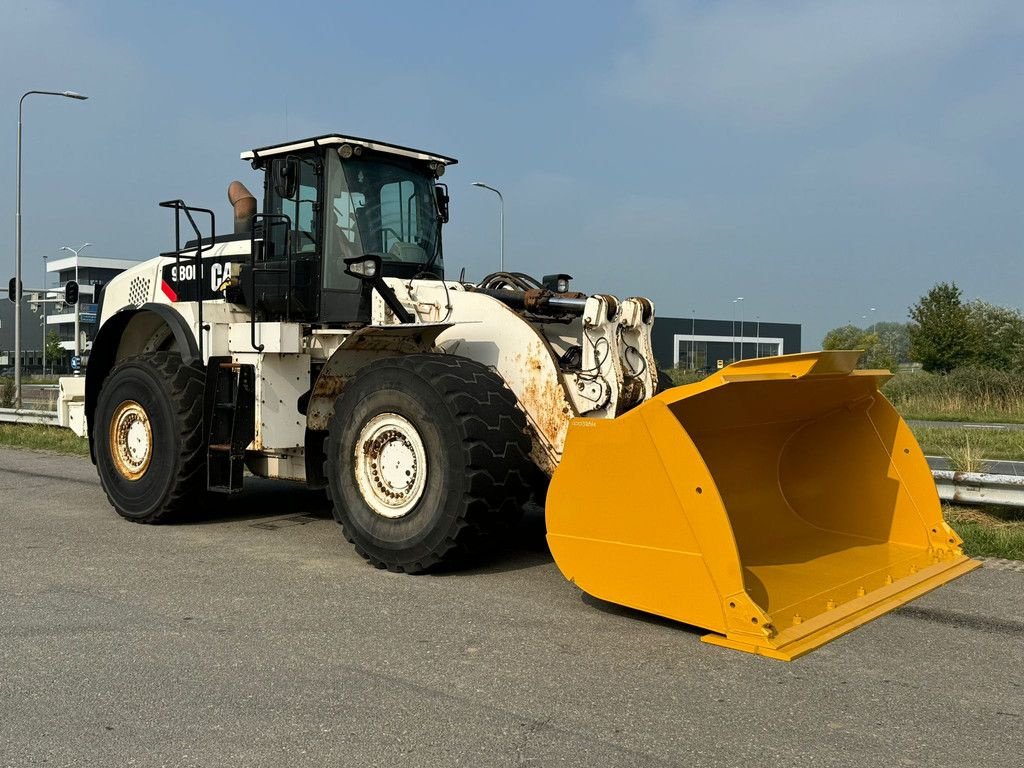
651;316;802;371
0;301;45;372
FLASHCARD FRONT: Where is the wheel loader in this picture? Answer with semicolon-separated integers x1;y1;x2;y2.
54;133;978;660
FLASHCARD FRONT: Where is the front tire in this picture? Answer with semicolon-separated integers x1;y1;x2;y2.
94;352;206;523
325;354;532;573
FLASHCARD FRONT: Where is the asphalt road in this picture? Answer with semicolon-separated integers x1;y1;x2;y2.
908;419;1024;431
927;456;1024;476
1;448;1022;768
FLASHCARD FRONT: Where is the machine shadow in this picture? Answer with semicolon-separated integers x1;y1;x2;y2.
179;477;333;525
432;503;555;576
580;593;705;637
175;481;554;577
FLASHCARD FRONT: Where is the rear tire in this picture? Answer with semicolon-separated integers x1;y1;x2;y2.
325;354;531;573
94;351;206;523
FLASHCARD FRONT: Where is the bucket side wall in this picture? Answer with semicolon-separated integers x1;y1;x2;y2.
546;406;746;634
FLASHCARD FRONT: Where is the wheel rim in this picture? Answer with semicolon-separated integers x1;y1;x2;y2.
108;400;153;481
354;413;427;519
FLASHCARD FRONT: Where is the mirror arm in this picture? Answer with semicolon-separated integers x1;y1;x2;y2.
370;275;415;324
344;255;415;324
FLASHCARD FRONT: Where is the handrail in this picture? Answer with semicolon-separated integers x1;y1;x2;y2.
158;200;216;361
247;213;292;352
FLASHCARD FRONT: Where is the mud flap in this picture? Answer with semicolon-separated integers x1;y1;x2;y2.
545;351;981;660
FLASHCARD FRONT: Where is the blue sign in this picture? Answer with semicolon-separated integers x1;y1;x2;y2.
70;356;82;370
80;303;98;324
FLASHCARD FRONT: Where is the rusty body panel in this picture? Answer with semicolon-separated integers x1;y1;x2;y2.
431;290;582;475
306;324;452;431
509;338;577;475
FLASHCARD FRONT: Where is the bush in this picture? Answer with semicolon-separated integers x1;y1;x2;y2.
663;368;707;387
0;377;14;408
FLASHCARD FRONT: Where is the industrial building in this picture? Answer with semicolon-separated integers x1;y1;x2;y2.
45;255;137;354
0;255;135;373
651;316;802;372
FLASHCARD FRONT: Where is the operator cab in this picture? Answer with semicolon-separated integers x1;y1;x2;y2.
241;135;455;326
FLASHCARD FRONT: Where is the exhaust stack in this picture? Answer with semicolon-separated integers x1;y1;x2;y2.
228;180;256;235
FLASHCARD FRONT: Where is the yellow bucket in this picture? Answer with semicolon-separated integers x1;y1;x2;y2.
546;351;980;660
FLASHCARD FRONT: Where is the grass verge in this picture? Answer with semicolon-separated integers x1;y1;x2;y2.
945;504;1024;560
908;425;1024;464
884;368;1024;423
0;423;90;455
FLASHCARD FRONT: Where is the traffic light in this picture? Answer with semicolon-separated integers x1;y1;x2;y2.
64;280;79;306
7;277;20;303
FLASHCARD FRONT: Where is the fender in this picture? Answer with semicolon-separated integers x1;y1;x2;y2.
306;323;453;432
84;303;201;460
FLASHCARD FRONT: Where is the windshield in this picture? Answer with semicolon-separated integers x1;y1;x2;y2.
324;151;442;285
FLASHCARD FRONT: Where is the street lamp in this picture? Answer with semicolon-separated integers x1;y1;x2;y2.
15;89;88;407
471;182;504;272
42;254;47;375
690;309;696;371
733;297;744;361
60;242;91;370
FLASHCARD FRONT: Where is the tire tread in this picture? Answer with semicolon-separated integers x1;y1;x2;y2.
326;354;532;572
98;351;206;524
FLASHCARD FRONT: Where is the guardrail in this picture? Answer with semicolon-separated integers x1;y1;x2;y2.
3;407;1024;508
932;470;1024;507
0;408;59;425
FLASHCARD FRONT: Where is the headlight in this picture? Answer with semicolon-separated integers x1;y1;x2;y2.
543;273;573;293
344;255;382;279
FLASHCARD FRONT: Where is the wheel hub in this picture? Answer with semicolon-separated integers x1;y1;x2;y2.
354;413;427;519
109;400;153;481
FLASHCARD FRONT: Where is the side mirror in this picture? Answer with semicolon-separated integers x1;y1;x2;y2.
434;184;450;224
64;280;80;306
273;157;299;199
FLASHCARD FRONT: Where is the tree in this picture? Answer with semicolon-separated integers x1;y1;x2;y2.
822;325;896;371
872;321;912;365
965;299;1024;371
908;282;974;373
44;331;63;375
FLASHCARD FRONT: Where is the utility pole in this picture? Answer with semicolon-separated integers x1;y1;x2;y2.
60;242;91;373
690;309;696;370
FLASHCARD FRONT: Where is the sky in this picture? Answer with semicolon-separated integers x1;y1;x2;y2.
2;0;1023;346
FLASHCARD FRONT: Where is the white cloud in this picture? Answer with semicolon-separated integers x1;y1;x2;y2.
608;0;1024;127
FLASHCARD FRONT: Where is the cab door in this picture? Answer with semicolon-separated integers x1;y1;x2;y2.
254;153;322;322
